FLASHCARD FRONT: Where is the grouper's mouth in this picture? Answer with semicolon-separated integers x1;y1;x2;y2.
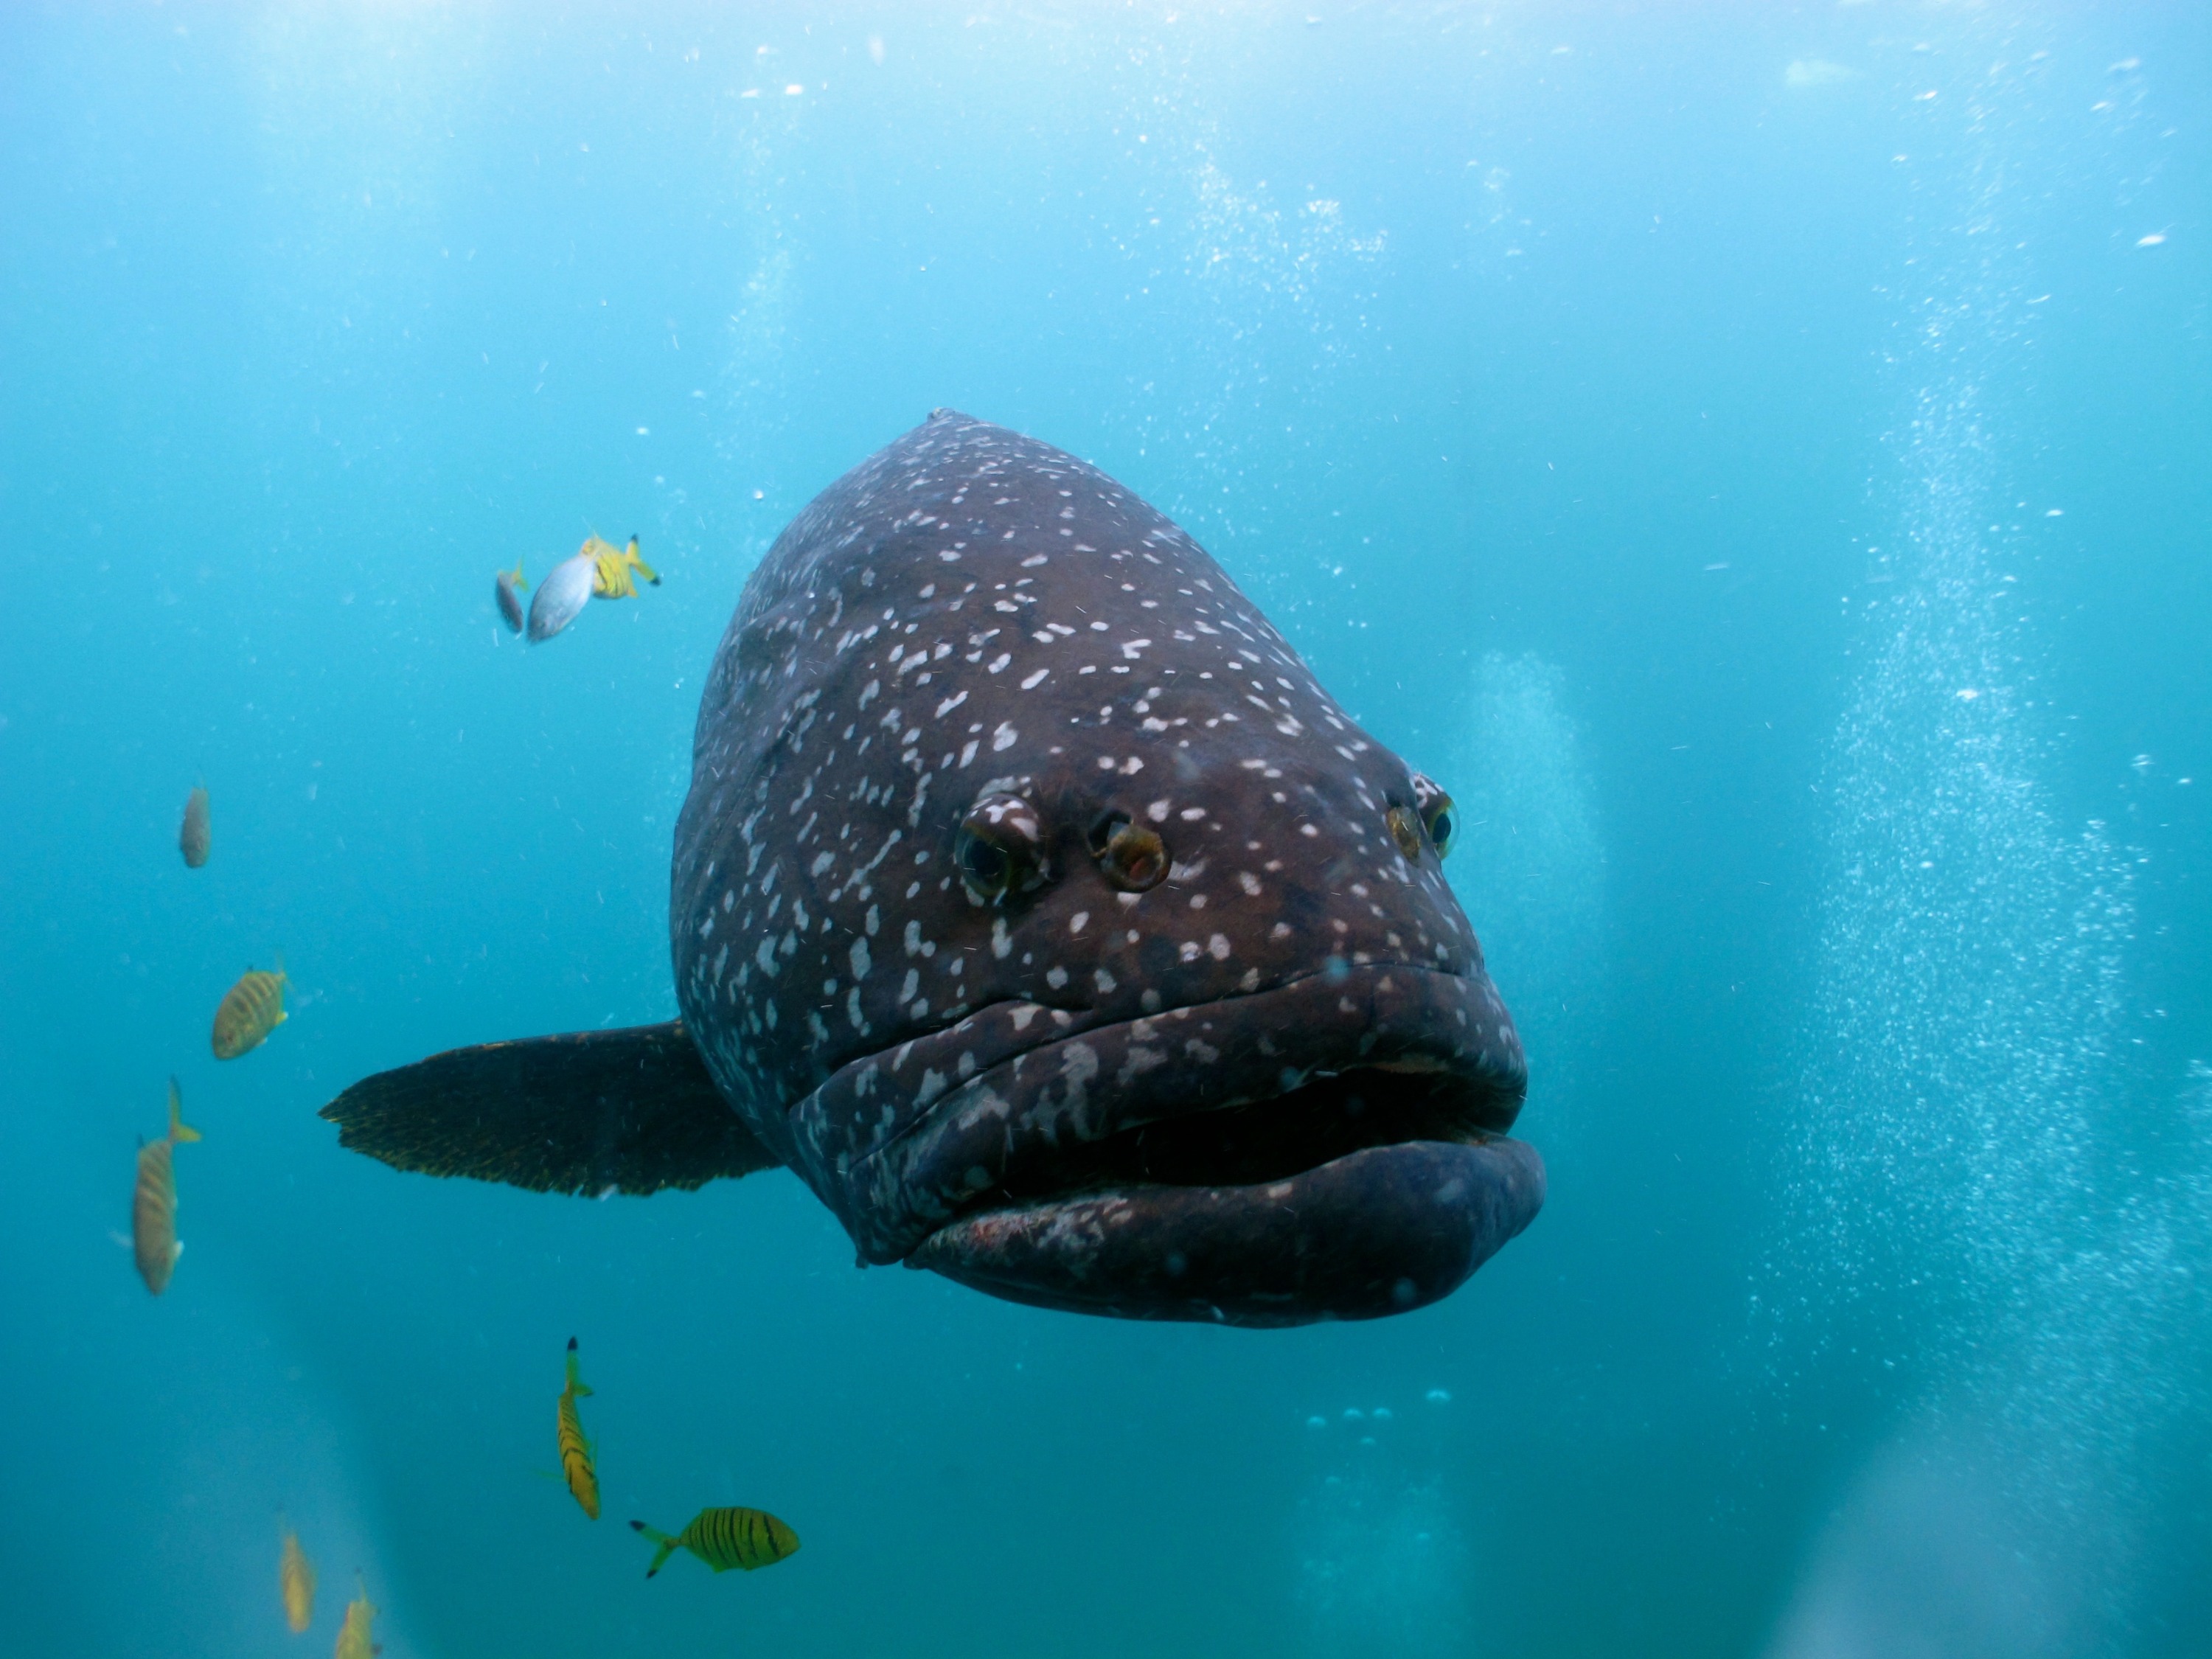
790;963;1543;1326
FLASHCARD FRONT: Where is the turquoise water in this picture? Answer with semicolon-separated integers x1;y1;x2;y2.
3;4;2208;1655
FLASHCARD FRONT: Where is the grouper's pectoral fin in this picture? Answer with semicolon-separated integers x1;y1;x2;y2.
319;1021;781;1196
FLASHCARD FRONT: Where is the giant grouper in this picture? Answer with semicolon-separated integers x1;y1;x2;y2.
321;411;1544;1326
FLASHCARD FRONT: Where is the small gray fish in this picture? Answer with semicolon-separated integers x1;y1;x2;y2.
178;785;210;869
326;412;1540;1328
526;550;596;644
495;559;529;634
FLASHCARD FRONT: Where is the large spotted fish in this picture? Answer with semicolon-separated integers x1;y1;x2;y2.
322;412;1543;1326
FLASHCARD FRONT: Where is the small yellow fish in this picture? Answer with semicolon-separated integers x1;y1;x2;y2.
179;785;211;869
557;1337;599;1520
279;1520;316;1633
494;560;529;634
333;1574;379;1659
212;960;288;1060
630;1506;799;1578
131;1077;201;1295
587;534;659;600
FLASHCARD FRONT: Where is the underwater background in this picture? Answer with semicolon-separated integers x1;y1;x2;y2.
3;3;2208;1654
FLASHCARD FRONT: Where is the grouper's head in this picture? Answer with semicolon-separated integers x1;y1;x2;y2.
672;413;1541;1325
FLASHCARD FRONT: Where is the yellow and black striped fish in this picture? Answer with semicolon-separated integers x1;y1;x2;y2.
212;961;288;1060
179;785;211;869
587;534;659;600
278;1519;316;1632
131;1078;201;1295
333;1574;378;1659
557;1337;599;1520
630;1507;799;1578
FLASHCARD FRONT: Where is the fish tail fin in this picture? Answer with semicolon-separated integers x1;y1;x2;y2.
566;1336;592;1395
627;537;660;585
167;1077;202;1143
630;1520;678;1576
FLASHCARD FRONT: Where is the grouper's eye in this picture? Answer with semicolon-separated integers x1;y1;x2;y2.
955;792;1046;905
1423;799;1457;857
1407;771;1456;859
1088;811;1169;893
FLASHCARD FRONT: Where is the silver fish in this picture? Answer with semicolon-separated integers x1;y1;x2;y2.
526;550;597;644
325;412;1540;1327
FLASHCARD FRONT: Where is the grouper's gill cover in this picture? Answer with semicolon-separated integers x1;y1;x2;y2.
672;411;1540;1321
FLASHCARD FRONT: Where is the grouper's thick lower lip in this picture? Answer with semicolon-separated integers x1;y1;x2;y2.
794;961;1537;1324
906;1135;1545;1325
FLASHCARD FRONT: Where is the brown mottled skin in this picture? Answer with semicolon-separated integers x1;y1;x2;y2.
672;411;1540;1324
